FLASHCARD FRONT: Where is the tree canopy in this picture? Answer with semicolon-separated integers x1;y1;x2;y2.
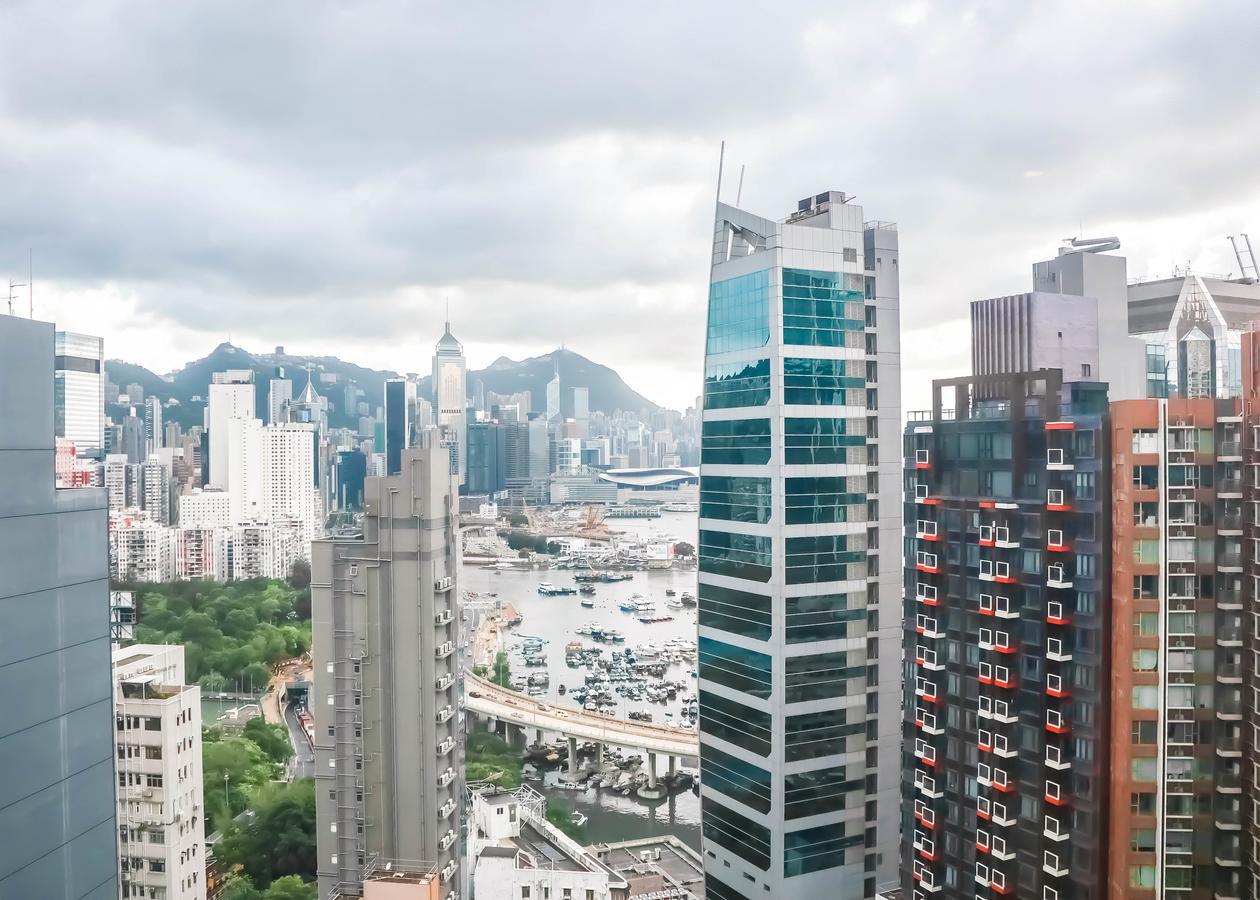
128;579;311;690
215;780;317;889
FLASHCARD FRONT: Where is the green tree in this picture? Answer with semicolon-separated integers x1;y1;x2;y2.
219;878;263;900
216;780;317;889
265;875;316;900
509;512;529;527
287;559;311;590
244;718;294;766
199;672;229;693
673;541;695;557
492;651;511;688
202;735;274;829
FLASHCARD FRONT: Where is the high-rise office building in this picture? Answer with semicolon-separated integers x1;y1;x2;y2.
206;369;255;488
901;371;1112;899
144;395;163;454
0;315;118;900
696;191;901;899
261;422;323;542
384;377;409;476
334;449;367;511
312;436;463;898
546;365;561;421
466;421;507;495
114;644;205;900
269;371;293;425
54;330;105;456
433;320;468;485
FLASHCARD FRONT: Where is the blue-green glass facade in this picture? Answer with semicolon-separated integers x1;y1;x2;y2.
699;203;899;898
782;268;865;347
698;529;772;582
704;359;771;409
783;357;863;405
698;583;772;641
700;418;771;465
699;475;772;523
707;270;771;355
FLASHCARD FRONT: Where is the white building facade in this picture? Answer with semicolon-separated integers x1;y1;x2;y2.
114;644;206;900
206;369;255;489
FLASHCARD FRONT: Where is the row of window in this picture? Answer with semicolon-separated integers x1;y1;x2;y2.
701;417;867;466
785;534;865;584
700;476;865;526
703;356;868;411
699;691;866;762
699;637;773;699
699;530;772;582
707;271;771;355
698;583;867;645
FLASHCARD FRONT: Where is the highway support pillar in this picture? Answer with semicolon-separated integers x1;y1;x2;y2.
568;736;579;779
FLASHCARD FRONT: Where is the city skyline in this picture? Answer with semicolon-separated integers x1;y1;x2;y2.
4;2;1257;413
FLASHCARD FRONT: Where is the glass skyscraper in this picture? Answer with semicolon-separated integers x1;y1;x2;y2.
54;330;105;456
1;315;118;900
697;191;901;899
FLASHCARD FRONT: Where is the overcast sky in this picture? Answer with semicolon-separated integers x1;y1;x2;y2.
3;0;1257;413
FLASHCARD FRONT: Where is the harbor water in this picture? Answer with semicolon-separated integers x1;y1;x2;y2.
461;510;702;848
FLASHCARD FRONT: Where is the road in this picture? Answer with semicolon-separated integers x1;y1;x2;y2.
464;671;699;759
284;701;315;780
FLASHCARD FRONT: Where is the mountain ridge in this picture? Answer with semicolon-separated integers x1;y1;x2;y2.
106;343;669;429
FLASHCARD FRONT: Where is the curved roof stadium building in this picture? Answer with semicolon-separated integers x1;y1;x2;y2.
597;466;698;489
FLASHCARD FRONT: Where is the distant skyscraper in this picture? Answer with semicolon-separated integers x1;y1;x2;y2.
384;378;408;475
334;449;367;511
206;369;255;488
0;315;118;900
546;364;561;421
53;330;105;456
573;386;589;438
312;435;463;898
465;422;506;494
144;395;164;453
433;320;468;486
697;191;901;898
269;371;293;424
121;406;145;464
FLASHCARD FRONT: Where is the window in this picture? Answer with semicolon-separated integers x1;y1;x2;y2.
707;270;771;354
701;419;771;465
783;417;865;465
1132;465;1158;489
699;691;772;757
698;583;772;641
1133;612;1158;635
1132;649;1157;672
785;476;864;525
701;744;771;812
785;653;862;703
1130;720;1156;744
705;359;771;409
699;530;772;582
1129;866;1156;889
522;887;531;899
785;534;864;584
783;820;862;876
1081;363;1091;377
700;476;772;524
1130;792;1155;815
702;795;771;871
784;357;863;406
781;268;865;348
698;637;772;699
785;593;863;643
785;709;862;762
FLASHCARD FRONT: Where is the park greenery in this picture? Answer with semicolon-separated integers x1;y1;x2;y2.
215;780;318;893
122;577;312;693
203;717;294;830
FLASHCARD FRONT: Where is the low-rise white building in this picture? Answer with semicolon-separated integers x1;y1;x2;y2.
471;786;628;900
114;644;206;900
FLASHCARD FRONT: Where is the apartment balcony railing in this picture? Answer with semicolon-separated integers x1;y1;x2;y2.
1219;440;1242;458
1219;514;1243;531
1218;626;1243;645
1220;478;1244;494
1218;552;1243;569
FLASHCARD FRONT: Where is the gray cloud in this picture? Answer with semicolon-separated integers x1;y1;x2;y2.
2;0;1258;410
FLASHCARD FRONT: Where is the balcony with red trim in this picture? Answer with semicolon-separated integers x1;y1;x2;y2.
1046;600;1070;626
1046;488;1072;512
915;551;941;574
913;800;937;829
1044;781;1069;806
978;525;995;547
915;647;944;671
914;485;941;505
1045;710;1069;735
914;449;932;469
913;739;939;767
915;708;944;735
913;676;939;703
915;585;940;606
1045;421;1075;431
915;614;945;639
1045;674;1069;698
1047;528;1070;552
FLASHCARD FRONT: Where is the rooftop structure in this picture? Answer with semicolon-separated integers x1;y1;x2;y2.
588;836;705;900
